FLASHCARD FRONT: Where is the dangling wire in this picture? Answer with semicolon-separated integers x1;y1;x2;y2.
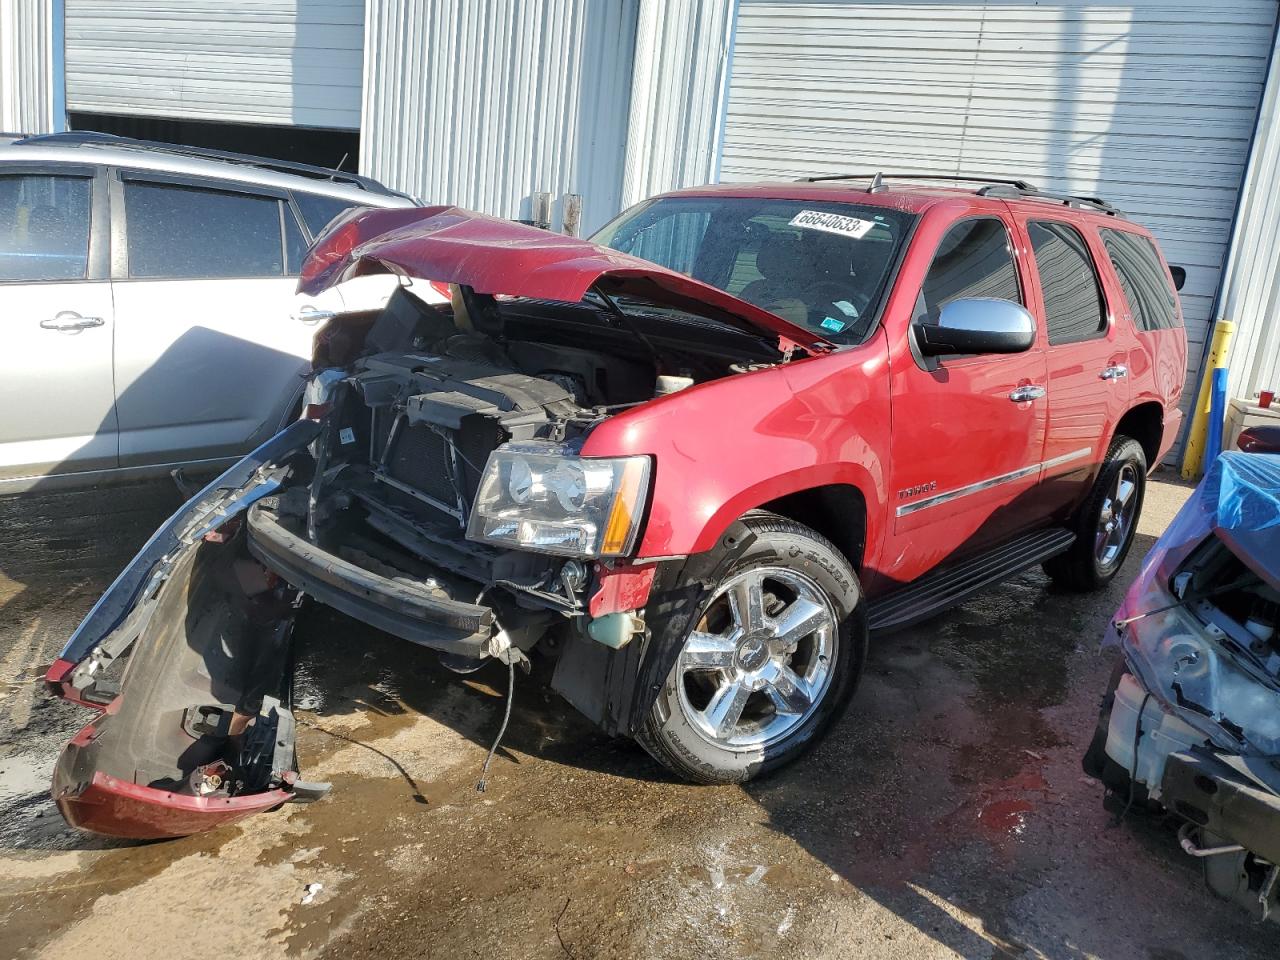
476;660;515;793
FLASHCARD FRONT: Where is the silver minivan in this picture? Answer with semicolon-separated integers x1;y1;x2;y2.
0;132;417;492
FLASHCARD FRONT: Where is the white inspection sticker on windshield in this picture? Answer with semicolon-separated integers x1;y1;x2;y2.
788;209;876;239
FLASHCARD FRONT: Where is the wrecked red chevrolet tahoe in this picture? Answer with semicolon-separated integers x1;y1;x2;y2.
47;179;1188;838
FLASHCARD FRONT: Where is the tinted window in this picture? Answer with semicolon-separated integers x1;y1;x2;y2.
1029;221;1107;345
295;193;360;237
124;182;284;279
917;218;1021;323
593;197;914;343
0;174;92;281
1101;228;1180;331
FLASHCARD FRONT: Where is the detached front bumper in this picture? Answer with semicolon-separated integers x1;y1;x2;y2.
246;500;496;656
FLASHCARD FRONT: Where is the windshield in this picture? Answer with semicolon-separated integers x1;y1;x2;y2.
591;196;914;344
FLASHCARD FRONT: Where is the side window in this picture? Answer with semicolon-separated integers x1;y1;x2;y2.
1028;221;1107;345
294;193;361;237
0;174;93;281
917;217;1021;322
124;182;284;279
283;205;309;275
1101;228;1180;331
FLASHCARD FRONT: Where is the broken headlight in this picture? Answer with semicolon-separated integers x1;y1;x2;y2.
466;442;651;557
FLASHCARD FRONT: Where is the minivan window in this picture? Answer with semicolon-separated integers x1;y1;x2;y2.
592;197;914;344
916;217;1022;324
1029;221;1108;345
0;174;92;282
1100;228;1180;331
295;193;360;237
124;182;283;279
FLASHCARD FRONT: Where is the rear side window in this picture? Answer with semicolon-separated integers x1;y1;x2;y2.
124;182;284;279
0;174;92;281
1029;221;1107;345
1101;228;1180;331
917;217;1021;322
294;193;361;237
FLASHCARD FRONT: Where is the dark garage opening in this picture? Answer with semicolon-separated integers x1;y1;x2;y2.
67;112;360;172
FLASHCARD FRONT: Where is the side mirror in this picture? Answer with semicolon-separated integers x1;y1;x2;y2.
914;298;1036;357
1169;265;1187;291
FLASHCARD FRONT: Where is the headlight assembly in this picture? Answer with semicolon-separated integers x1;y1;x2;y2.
466;442;651;558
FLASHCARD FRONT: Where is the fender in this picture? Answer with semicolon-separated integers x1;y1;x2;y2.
580;330;892;573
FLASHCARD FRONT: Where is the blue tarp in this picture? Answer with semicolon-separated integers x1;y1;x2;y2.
1149;452;1280;559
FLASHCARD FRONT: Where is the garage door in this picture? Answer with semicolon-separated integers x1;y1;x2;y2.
720;0;1280;434
64;0;364;129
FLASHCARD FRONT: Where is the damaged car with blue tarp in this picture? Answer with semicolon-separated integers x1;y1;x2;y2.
1084;450;1280;922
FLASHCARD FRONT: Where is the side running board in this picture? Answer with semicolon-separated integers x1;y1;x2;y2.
868;527;1076;634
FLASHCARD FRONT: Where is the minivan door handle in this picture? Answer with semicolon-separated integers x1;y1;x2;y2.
1099;364;1129;380
1009;384;1046;402
40;312;104;332
293;305;336;325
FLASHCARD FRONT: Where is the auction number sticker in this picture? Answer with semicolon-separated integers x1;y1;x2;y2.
788;209;876;239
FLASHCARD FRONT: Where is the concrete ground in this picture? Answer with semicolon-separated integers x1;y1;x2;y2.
1;472;1277;960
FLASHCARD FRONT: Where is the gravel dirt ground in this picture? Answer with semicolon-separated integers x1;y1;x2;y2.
1;471;1278;959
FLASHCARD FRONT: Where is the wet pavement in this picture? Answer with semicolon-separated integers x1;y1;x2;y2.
2;474;1278;959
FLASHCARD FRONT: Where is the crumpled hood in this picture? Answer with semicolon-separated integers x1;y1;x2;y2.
297;205;834;352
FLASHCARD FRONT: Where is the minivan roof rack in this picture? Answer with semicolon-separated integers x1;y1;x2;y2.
13;131;409;198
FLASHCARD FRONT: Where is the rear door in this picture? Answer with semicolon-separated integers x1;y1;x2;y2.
109;171;339;468
0;164;118;482
1022;218;1132;516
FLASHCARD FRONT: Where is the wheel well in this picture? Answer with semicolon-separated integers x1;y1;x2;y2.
759;484;867;571
1114;402;1164;469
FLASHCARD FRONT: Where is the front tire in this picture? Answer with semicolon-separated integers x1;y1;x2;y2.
1043;435;1147;591
636;513;866;784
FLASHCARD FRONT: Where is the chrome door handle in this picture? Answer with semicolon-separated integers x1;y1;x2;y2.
1009;385;1046;402
1100;364;1129;380
294;306;336;325
40;312;104;331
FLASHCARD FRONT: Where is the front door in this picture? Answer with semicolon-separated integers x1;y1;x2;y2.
0;166;118;482
883;215;1048;587
1022;219;1131;517
109;171;338;468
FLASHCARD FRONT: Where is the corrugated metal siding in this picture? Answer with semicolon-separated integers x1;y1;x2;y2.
1220;19;1280;400
360;0;638;234
719;0;1279;436
1;0;60;134
619;0;735;208
64;0;363;128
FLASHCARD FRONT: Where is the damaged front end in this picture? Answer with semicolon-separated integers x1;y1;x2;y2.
48;207;816;839
1084;453;1280;921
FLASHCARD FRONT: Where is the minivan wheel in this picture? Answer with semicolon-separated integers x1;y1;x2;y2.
1043;436;1147;592
636;513;866;784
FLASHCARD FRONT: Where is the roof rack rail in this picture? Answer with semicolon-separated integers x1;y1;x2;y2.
798;171;1040;193
975;183;1121;216
12;131;409;198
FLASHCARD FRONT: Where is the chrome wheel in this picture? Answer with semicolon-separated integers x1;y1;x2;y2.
1095;462;1139;569
676;566;837;751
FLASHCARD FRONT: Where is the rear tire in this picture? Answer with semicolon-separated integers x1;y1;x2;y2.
1043;436;1146;592
636;513;866;784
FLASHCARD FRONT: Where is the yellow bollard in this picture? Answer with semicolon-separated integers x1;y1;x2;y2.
1181;319;1236;479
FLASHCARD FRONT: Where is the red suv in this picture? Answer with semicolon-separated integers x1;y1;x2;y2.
48;175;1187;837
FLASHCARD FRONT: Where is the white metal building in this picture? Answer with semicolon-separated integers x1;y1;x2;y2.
2;0;1278;422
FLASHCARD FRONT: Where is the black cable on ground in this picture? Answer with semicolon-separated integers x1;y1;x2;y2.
477;660;515;793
